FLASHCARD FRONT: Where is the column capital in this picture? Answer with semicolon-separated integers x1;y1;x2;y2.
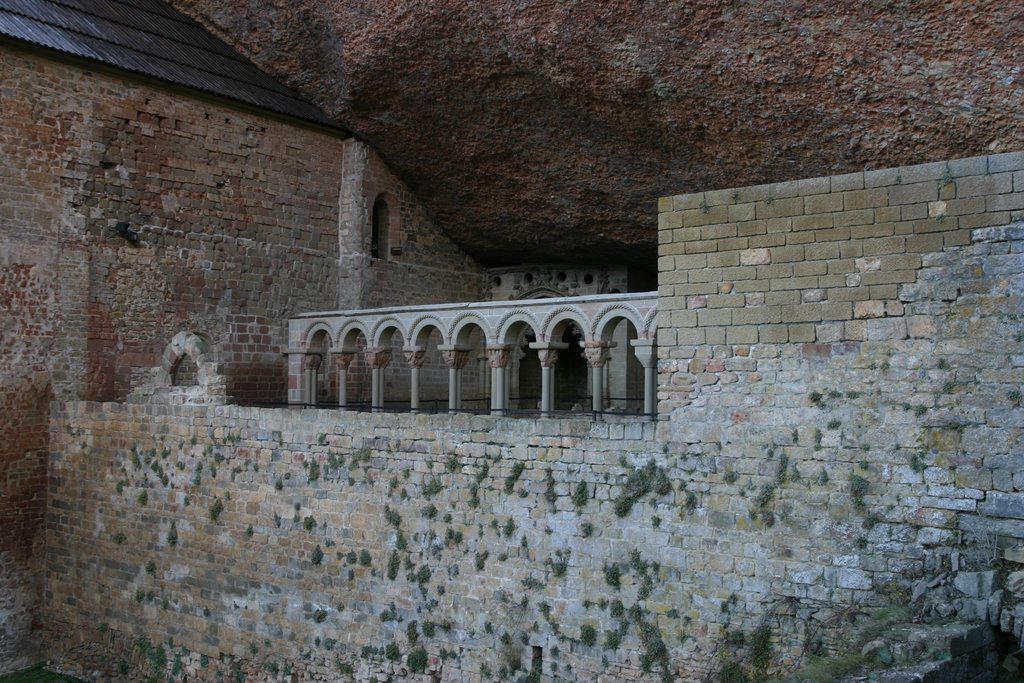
332;351;356;369
486;344;512;369
529;341;568;368
364;347;393;369
629;339;658;368
403;346;427;369
580;340;614;368
441;348;471;370
302;353;322;370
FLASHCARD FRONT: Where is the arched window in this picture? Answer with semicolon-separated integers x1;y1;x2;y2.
371;197;389;260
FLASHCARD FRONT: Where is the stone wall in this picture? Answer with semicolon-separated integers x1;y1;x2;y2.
0;43;485;674
338;139;486;311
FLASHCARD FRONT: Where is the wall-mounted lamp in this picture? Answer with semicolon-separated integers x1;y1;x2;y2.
114;221;139;244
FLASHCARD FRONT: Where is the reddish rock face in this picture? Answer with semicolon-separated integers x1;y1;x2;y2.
172;0;1024;269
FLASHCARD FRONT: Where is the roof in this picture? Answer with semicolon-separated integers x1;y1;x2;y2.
0;0;342;129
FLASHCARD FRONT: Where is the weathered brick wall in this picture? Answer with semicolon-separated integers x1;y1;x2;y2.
1;43;485;673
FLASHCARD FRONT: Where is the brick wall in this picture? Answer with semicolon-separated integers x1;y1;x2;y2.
0;43;485;673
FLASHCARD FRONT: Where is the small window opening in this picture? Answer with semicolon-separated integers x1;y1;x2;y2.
530;646;542;679
371;197;389;260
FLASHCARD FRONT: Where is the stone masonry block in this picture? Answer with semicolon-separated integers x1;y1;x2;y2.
788;323;816;342
805;193;843;214
792;213;835;231
834;208;875;227
798;176;831;195
740;248;771;265
979;492;1024;520
957;173;1013;199
673;193;706;211
888;181;938;206
728;203;755;222
683;205;729;227
986;192;1024;212
899;159;950;184
863;167;902;188
758;324;789;343
831;171;864;192
658;211;683;230
756;197;804;219
988;151;1024;173
843;188;889;210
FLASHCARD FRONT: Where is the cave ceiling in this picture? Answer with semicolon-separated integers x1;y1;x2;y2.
171;0;1024;270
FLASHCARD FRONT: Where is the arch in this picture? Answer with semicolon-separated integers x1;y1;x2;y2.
371;317;406;348
641;305;659;339
592;304;645;343
409;315;447;347
371;195;390;260
495;310;541;345
542;305;591;343
339;321;371;351
160;331;215;379
155;331;225;402
449;312;491;347
302;321;335;349
518;286;564;300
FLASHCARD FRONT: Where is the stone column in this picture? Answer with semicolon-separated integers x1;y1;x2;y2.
477;353;491;396
302;354;322;405
439;345;470;411
486;344;511;415
630;339;658;419
403;346;426;412
530;342;568;416
364;347;392;412
333;351;355;407
582;341;614;417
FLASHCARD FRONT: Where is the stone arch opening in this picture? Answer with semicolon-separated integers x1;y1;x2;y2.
155;331;225;404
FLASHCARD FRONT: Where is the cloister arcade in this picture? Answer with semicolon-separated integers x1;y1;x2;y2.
286;292;658;418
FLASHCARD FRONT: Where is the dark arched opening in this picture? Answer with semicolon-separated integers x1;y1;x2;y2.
371;197;389;260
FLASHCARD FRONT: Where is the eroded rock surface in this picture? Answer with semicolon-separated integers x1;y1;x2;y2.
171;0;1024;267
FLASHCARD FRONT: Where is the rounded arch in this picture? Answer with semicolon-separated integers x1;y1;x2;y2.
642;305;659;340
409;315;447;347
542;305;591;343
339;321;371;350
592;304;645;343
370;191;400;261
518;286;564;300
302;321;335;349
495;310;541;344
161;330;215;377
371;317;406;347
449;312;491;347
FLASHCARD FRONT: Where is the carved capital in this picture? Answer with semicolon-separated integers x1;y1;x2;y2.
441;349;471;370
486;344;511;369
537;348;559;368
364;347;393;370
302;354;322;371
404;349;426;369
582;341;612;369
332;351;356;370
